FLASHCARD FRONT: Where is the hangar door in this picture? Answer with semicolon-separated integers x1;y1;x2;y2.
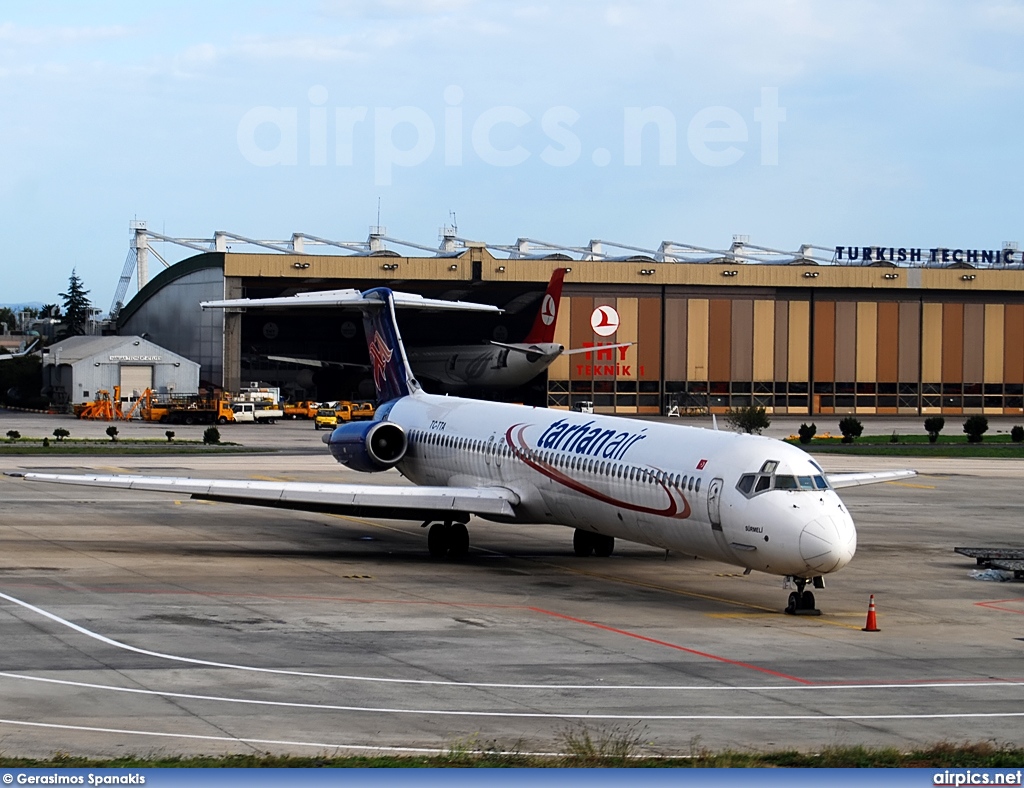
119;366;153;401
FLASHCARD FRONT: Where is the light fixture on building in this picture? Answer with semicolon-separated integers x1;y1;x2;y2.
804;271;819;278
496;265;506;272
292;262;310;269
449;264;458;271
962;274;976;281
722;270;738;277
639;268;656;276
564;267;572;273
381;263;399;271
883;273;899;280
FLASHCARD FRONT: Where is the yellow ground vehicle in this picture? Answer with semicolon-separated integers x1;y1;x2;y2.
314;401;343;430
283;400;318;419
351;401;375;421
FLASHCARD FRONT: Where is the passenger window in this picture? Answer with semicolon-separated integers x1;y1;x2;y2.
687;476;694;492
755;475;771;492
695;478;701;493
737;474;754;494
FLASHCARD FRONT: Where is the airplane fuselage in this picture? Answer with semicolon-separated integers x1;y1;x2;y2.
351;393;857;580
407;343;563;391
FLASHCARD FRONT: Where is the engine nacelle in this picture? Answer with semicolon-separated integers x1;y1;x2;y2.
325;420;407;472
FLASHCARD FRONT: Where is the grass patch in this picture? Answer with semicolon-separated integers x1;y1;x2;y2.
784;432;1024;457
0;741;1021;768
0;437;261;455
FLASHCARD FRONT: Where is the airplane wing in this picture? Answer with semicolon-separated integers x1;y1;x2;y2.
202;290;502;314
560;342;632;356
5;472;519;520
267;355;367;370
826;469;917;489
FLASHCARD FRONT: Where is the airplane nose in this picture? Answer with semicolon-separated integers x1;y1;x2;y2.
799;514;857;574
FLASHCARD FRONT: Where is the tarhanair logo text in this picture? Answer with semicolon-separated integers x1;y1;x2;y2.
533;418;647;461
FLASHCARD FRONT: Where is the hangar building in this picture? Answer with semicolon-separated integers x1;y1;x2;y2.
42;335;200;408
114;228;1024;417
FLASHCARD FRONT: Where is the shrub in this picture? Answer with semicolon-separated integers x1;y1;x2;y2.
838;416;863;444
797;423;816;444
962;415;988;444
165;430;175;442
105;425;118;442
202;426;220;445
889;431;899;444
725;405;771;435
1011;425;1024;444
52;427;70;442
42;437;49;447
924;416;945;444
5;430;20;441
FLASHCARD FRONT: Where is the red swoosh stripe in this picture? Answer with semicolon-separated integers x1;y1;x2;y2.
505;424;690;520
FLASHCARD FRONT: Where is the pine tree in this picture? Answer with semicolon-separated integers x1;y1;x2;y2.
59;269;92;336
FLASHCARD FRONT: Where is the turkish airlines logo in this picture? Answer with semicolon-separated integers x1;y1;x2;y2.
368;331;393;390
591;305;620;337
540;294;557;326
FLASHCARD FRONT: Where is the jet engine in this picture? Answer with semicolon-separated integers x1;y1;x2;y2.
325;420;407;472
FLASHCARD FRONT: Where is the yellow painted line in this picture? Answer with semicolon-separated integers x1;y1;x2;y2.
887;481;935;489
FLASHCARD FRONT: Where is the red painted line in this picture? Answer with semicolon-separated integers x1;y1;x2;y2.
528;606;811;684
976;597;1024;615
2;582;811;682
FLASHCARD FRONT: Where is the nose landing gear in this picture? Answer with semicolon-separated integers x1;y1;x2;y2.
784;576;822;616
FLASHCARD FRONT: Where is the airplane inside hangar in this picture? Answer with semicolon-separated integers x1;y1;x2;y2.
113;224;1024;417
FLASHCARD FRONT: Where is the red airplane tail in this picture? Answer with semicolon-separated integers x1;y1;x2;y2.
522;267;567;344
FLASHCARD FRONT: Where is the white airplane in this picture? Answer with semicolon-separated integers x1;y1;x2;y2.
269;268;630;392
7;288;914;615
0;337;39;362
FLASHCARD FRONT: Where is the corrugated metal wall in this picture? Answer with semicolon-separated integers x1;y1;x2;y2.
549;292;1024;415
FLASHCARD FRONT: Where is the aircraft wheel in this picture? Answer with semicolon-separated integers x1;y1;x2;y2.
785;592;799;615
427;523;449;559
801;591;815;611
448;523;470;559
573;529;594;557
593;534;615;557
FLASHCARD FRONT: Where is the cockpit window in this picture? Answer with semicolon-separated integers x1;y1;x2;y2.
738;465;831;498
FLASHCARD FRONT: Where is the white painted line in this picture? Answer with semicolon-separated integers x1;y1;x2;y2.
2;672;1023;721
0;717;448;754
4;591;1024;693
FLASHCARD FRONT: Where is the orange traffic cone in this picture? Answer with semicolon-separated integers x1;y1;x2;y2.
862;594;880;632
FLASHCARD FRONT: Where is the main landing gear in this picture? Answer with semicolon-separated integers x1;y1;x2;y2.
424;520;470;560
784;576;824;616
573;529;615;557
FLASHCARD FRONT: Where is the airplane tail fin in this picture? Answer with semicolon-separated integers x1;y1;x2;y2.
359;288;420;402
202;287;501;404
522;267;567;344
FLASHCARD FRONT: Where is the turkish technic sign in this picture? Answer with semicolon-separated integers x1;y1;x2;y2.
835;246;1018;265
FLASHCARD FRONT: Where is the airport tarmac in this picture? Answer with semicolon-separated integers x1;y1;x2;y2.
1;409;1023;758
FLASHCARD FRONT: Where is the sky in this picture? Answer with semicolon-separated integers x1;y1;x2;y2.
1;0;1022;310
